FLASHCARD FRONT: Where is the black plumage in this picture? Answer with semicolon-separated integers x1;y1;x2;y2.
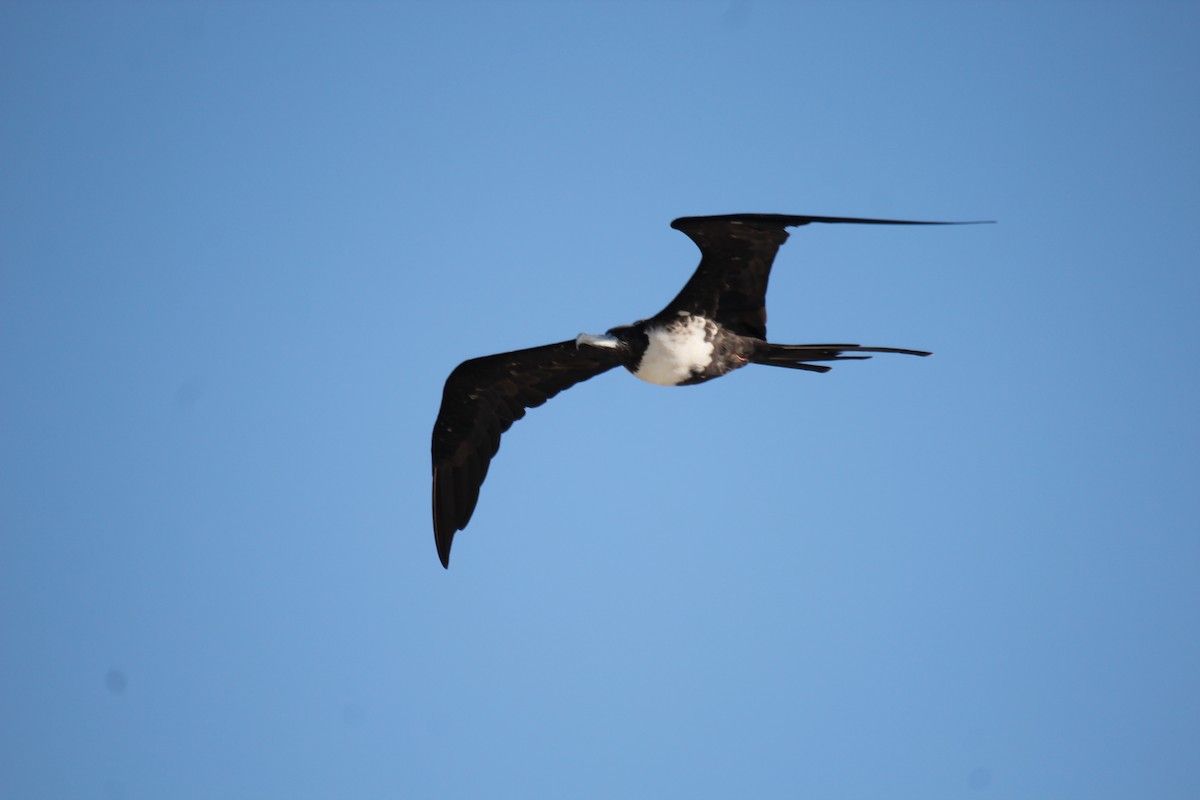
431;213;985;567
431;340;620;561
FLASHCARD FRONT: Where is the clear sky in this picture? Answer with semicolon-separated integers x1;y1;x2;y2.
3;1;1198;798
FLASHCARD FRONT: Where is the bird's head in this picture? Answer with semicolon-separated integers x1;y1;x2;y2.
575;322;647;364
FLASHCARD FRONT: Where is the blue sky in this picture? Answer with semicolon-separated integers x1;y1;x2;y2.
2;1;1198;798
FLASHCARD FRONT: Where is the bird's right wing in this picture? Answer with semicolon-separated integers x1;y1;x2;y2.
431;340;622;568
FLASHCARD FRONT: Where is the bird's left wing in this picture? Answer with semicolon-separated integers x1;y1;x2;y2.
432;340;622;568
663;214;983;339
661;215;796;339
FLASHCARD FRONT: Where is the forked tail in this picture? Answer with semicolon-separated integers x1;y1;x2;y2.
750;343;931;373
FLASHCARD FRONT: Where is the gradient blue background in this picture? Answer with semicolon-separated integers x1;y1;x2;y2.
3;2;1198;798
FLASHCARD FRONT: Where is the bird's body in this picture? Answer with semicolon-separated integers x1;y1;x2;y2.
431;213;984;567
583;312;753;387
632;313;725;386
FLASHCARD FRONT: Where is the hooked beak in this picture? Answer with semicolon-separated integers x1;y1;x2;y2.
575;332;620;349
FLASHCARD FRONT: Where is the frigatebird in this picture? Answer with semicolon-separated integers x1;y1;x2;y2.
431;213;981;568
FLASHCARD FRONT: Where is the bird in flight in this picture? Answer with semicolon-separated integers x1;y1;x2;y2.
431;213;984;568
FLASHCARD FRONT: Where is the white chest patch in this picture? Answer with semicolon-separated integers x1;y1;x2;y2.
634;315;715;386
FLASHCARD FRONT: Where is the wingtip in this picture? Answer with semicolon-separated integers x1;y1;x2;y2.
435;530;453;568
671;213;996;229
433;467;453;568
435;526;453;569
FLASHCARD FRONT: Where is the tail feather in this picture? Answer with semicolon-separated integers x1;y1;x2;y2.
751;343;931;373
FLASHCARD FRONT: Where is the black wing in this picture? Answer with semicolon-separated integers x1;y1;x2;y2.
431;340;621;568
663;214;979;339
